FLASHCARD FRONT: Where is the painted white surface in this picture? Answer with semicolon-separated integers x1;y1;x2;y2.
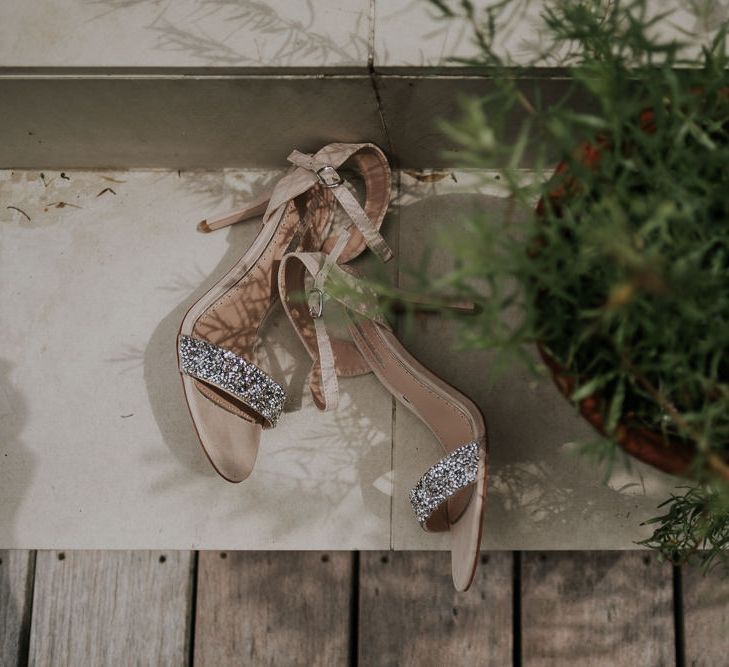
374;0;543;68
0;0;724;69
0;168;392;549
0;168;681;549
374;0;727;68
0;0;370;68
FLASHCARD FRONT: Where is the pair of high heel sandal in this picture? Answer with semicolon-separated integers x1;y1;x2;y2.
176;143;488;591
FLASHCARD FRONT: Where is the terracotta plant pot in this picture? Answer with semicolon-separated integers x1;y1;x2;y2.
537;341;695;475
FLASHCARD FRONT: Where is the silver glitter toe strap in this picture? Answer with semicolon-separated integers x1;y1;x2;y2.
178;335;286;427
408;441;481;525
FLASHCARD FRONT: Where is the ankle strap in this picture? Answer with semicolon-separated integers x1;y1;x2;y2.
198;142;393;264
287;145;393;263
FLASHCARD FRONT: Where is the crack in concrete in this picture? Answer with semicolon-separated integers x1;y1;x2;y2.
367;0;395;162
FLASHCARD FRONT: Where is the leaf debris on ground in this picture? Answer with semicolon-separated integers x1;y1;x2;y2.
7;206;31;222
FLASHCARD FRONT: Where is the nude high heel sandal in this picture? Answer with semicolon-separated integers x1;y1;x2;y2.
177;143;392;483
278;252;488;591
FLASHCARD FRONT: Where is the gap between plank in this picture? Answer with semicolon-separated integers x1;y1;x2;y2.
188;551;199;667
672;564;686;667
18;550;37;667
512;551;522;667
349;551;361;667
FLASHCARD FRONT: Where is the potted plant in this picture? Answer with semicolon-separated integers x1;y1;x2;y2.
417;0;729;569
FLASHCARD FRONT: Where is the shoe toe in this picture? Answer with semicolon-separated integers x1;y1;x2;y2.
182;375;262;483
449;452;488;592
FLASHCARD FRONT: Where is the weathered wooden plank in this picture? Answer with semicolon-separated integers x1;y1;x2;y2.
0;550;34;666
194;551;353;665
683;564;729;666
28;550;194;667
522;551;674;666
358;551;513;666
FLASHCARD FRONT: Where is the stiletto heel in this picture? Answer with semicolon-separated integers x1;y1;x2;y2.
177;143;392;482
278;252;488;590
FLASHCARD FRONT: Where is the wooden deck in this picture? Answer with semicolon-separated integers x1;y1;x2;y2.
2;550;728;665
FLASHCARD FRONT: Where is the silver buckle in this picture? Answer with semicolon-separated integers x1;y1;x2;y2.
316;165;343;188
307;288;325;318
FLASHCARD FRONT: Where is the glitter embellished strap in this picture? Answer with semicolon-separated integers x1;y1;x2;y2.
178;335;286;427
408;441;481;525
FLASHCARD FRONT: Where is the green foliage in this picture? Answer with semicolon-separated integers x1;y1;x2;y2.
422;0;729;567
640;485;729;571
